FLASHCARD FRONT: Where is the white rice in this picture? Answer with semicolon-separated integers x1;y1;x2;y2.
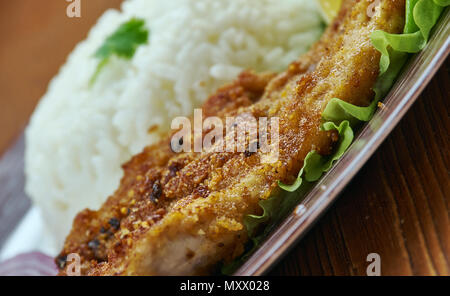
25;0;323;251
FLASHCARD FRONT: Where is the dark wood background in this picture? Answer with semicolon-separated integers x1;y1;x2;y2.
0;1;448;276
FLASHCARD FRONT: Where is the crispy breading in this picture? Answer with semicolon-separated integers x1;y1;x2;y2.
58;0;406;275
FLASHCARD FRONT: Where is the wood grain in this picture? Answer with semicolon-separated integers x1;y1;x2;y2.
0;1;448;276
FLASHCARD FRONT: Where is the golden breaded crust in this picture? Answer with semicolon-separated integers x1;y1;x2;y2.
58;0;406;275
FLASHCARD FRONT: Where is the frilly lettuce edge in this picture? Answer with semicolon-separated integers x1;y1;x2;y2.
221;0;448;274
325;0;448;121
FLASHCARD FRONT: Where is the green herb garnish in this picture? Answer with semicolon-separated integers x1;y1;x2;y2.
90;18;149;85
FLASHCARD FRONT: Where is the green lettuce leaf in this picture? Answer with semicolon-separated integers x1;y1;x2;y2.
322;98;378;126
328;0;448;114
278;120;354;192
371;0;446;98
90;18;149;86
222;0;448;274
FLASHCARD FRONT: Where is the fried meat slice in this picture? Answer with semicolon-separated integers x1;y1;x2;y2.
58;0;406;275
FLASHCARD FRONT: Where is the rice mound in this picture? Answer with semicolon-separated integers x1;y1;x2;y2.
25;0;323;250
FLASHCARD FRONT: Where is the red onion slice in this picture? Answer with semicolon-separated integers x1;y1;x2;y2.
0;252;58;276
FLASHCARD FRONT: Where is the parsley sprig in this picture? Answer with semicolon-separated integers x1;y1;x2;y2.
90;18;149;86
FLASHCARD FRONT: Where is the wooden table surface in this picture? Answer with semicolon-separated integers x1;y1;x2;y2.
0;1;448;276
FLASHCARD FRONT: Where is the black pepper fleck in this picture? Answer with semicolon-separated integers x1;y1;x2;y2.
150;181;162;203
244;150;255;157
56;255;67;269
88;239;100;250
168;163;181;177
108;217;120;230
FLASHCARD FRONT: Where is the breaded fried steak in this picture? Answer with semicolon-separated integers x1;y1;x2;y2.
58;0;406;275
